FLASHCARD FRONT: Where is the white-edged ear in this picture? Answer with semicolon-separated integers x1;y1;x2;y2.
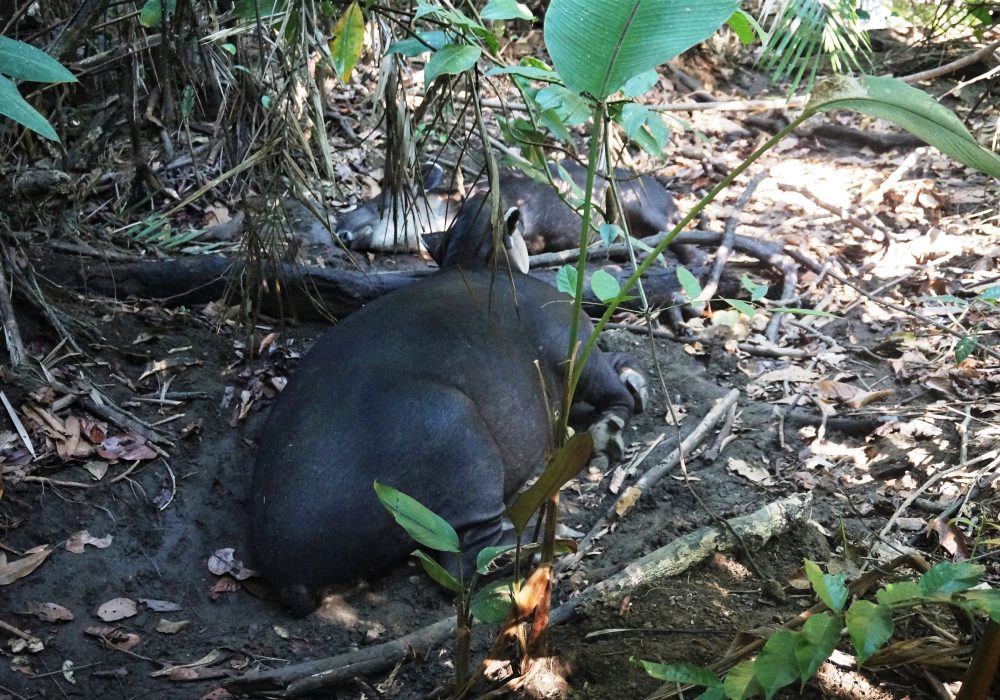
502;207;529;274
421;163;445;191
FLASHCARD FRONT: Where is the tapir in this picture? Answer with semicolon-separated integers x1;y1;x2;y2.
250;195;647;616
336;161;680;255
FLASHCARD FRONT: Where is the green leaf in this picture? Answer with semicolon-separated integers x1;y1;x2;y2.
630;658;721;687
329;2;365;82
726;9;758;45
619;103;649;139
590;269;621;303
621;69;659;98
845;600;893;666
0;36;76;83
233;0;284;20
537;107;574;142
807;75;1000;179
804;560;849;612
506;433;592;534
723;659;763;700
644;111;672;152
536;84;589;125
482;0;533;21
0;75;58;140
754;629;799;699
957;589;1000;622
724;298;757;317
424;44;481;84
694;689;727;700
795;612;842;687
220;43;237;55
918;561;985;596
977;285;1000;301
470;578;517;623
374;481;460;552
676;265;703;301
740;273;768;301
556;265;578;296
487;64;559;82
387;31;451;57
769;307;840;318
875;580;921;607
600;223;623;246
411;549;462;592
955;335;975;363
475;544;517;575
544;0;739;100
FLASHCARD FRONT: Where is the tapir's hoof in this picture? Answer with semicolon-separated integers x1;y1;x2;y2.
618;367;648;414
590;412;626;463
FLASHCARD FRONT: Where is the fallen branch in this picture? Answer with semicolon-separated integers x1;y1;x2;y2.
550;492;812;626
559;389;741;573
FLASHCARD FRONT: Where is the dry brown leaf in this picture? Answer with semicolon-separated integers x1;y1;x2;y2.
614;486;641;518
24;601;73;622
727;458;775;486
155;619;189;634
65;530;113;554
845;389;893;409
84;461;108;480
929;517;969;560
85;625;141;650
752;367;818;386
815;380;859;401
167;666;228;681
139;598;183;612
199;688;235;700
210;576;240;600
207;548;255;580
97;597;138;622
0;546;53;585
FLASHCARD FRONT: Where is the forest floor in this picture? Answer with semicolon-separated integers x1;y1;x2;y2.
2;44;1000;700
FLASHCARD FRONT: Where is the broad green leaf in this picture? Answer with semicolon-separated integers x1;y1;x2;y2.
476;544;517;574
0;36;76;83
424;44;481;84
482;0;533;21
622;69;659;98
754;629;799;699
695;689;726;700
470;578;517;623
918;561;984;596
740;274;768;301
977;285;1000;301
600;223;623;246
537;107;574;142
590;269;620;303
0;75;57;140
220;43;237;55
807;75;1000;179
958;589;1000;622
804;560;849;612
556;264;578;296
644;111;672;152
619;103;649;139
411;550;462;592
544;0;739;100
387;31;451;57
845;600;893;666
676;265;703;301
724;298;757;317
536;84;589;125
726;9;758;45
723;659;763;700
506;433;592;534
631;658;721;687
486;65;559;82
795;612;842;687
374;481;460;552
329;2;365;82
876;580;921;607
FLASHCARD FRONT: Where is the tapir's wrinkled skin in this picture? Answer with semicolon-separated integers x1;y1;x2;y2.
336;161;679;255
251;195;644;616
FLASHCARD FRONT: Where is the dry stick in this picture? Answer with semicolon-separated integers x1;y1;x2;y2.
698;172;768;303
0;390;35;458
777;182;889;242
0;247;26;367
645;553;932;700
223;617;456;696
899;40;1000;84
764;263;799;344
550;492;812;627
557;389;740;574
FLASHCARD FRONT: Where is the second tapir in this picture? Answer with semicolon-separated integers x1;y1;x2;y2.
250;195;647;616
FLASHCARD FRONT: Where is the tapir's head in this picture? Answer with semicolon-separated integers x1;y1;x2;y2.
335;164;463;251
422;194;529;274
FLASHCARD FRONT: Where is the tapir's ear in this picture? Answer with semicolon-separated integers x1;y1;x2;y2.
421;163;445;192
501;206;529;274
421;230;446;265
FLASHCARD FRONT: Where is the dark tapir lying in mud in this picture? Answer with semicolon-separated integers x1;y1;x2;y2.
250;194;647;616
335;160;679;254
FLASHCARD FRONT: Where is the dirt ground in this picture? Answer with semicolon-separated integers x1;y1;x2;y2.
3;54;1000;700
